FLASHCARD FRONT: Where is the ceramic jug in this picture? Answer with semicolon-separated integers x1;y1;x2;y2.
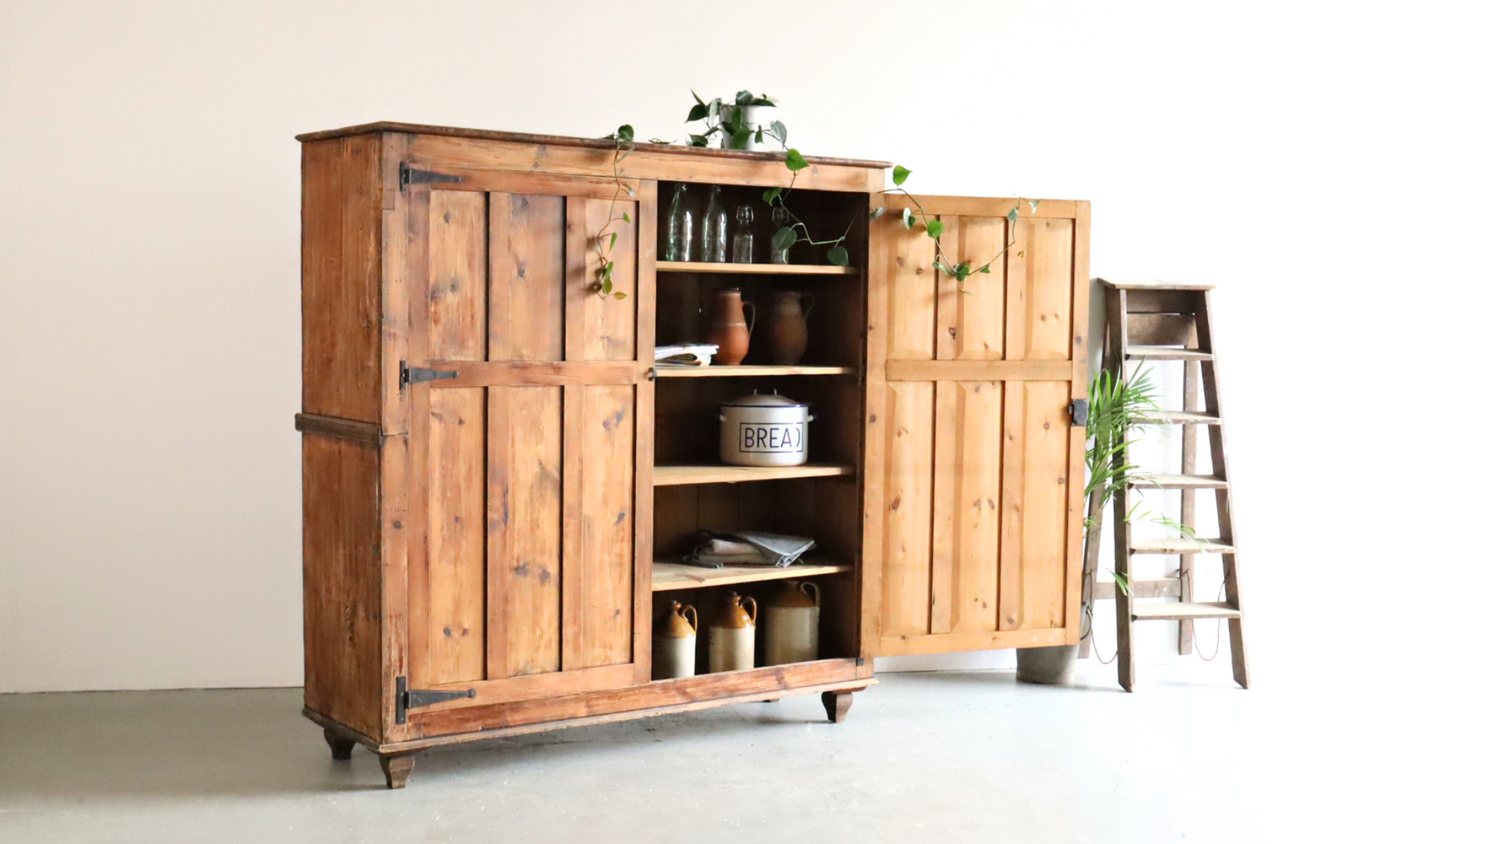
708;591;757;672
706;288;755;366
763;580;820;665
652;601;698;680
764;291;814;365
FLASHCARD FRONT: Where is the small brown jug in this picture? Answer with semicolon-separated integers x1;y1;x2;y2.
764;291;815;365
706;288;755;366
764;580;820;665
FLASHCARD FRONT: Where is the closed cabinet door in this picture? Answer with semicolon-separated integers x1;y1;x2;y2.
399;165;656;725
865;196;1089;657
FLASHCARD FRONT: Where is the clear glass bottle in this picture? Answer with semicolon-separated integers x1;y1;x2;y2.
701;186;729;263
664;183;694;262
731;204;755;263
770;205;791;264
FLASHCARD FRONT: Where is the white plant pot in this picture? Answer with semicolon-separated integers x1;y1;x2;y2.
720;105;774;151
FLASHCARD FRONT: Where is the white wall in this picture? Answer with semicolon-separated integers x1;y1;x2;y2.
1;0;1492;693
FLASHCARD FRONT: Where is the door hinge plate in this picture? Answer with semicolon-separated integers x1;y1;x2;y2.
1070;398;1088;427
400;361;458;387
395;676;476;725
399;162;464;191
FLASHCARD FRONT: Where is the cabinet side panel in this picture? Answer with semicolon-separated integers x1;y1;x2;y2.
303;136;383;421
303;435;382;737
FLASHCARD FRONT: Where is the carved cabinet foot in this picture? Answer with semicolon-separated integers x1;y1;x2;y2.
323;728;356;761
821;691;853;723
379;753;417;789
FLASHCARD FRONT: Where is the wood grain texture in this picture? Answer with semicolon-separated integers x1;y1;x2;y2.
487;386;564;678
1005;218;1075;362
489;193;564;361
302;436;383;738
576;385;636;668
944;216;1008;360
423;388;486;683
426;190;488;360
885;222;937;360
1001;380;1071;631
879;381;934;638
945;381;1003;634
302;135;382;422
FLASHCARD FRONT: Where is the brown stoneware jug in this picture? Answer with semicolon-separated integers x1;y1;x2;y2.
708;591;757;672
764;291;814;365
706;288;755;366
764;580;820;665
652;601;699;680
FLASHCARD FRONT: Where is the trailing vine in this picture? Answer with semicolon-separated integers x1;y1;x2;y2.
590;124;636;300
880;165;1039;291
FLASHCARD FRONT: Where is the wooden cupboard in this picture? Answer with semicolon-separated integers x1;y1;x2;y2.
296;122;1090;788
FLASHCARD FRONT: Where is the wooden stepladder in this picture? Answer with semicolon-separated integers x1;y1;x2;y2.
1087;280;1248;692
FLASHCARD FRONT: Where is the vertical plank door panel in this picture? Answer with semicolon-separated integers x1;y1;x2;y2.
424;387;487;683
489;193;565;361
565;196;638;362
487;386;564;678
575;385;635;668
879;381;935;639
869;196;1087;656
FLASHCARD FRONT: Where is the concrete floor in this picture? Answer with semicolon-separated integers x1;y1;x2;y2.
0;662;1458;843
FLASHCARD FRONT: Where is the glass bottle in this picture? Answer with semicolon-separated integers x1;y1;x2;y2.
664;183;694;262
731;204;756;263
701;185;729;263
770;205;791;264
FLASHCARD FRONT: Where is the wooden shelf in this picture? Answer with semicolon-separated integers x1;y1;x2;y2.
653;463;855;486
653;559;854;591
657;261;857;276
655;365;856;378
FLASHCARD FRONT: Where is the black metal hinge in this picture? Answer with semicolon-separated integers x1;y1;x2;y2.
395;676;476;725
400;361;458;388
399;162;464;191
1069;398;1089;427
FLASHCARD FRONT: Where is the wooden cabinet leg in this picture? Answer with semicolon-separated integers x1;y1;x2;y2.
821;691;853;723
379;753;417;789
323;728;355;761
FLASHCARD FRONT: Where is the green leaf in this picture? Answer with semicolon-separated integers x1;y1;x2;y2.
622;211;631;223
601;278;613;295
772;226;797;252
692;90;705;106
735;90;754;106
754;127;764;144
827;245;849;266
902;208;916;230
603;261;614;278
608;232;618;252
892;165;912;186
614;291;628;300
763;186;784;204
766;120;788;146
731;126;752;149
1006;207;1019;224
688;134;709;147
615;124;634;143
869;206;885;220
784;148;809;172
1029;199;1040;212
687;103;709;122
926;219;944;239
955;263;970;282
978;264;991;274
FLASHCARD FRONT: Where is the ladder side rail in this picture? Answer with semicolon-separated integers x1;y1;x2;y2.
1107;287;1136;692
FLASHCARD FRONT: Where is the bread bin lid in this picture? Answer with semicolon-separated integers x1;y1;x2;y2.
722;389;807;409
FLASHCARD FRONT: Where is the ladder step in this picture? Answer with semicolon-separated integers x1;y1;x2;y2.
1139;410;1221;425
1092;578;1180;599
1125;345;1213;361
1131;537;1234;554
1132;601;1241;621
1131;473;1228;489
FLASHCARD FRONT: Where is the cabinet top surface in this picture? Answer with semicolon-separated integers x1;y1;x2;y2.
295;121;892;170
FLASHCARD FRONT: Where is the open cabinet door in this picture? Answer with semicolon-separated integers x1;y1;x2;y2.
396;165;655;731
865;196;1089;657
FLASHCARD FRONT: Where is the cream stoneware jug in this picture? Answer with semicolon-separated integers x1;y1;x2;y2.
764;580;820;665
708;591;757;673
652;601;698;680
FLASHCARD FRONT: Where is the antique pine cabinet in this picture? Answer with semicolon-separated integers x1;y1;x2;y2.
296;122;1090;788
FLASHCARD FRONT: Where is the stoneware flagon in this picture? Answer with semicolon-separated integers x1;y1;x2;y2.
652;601;699;680
764;580;820;665
708;591;757;673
